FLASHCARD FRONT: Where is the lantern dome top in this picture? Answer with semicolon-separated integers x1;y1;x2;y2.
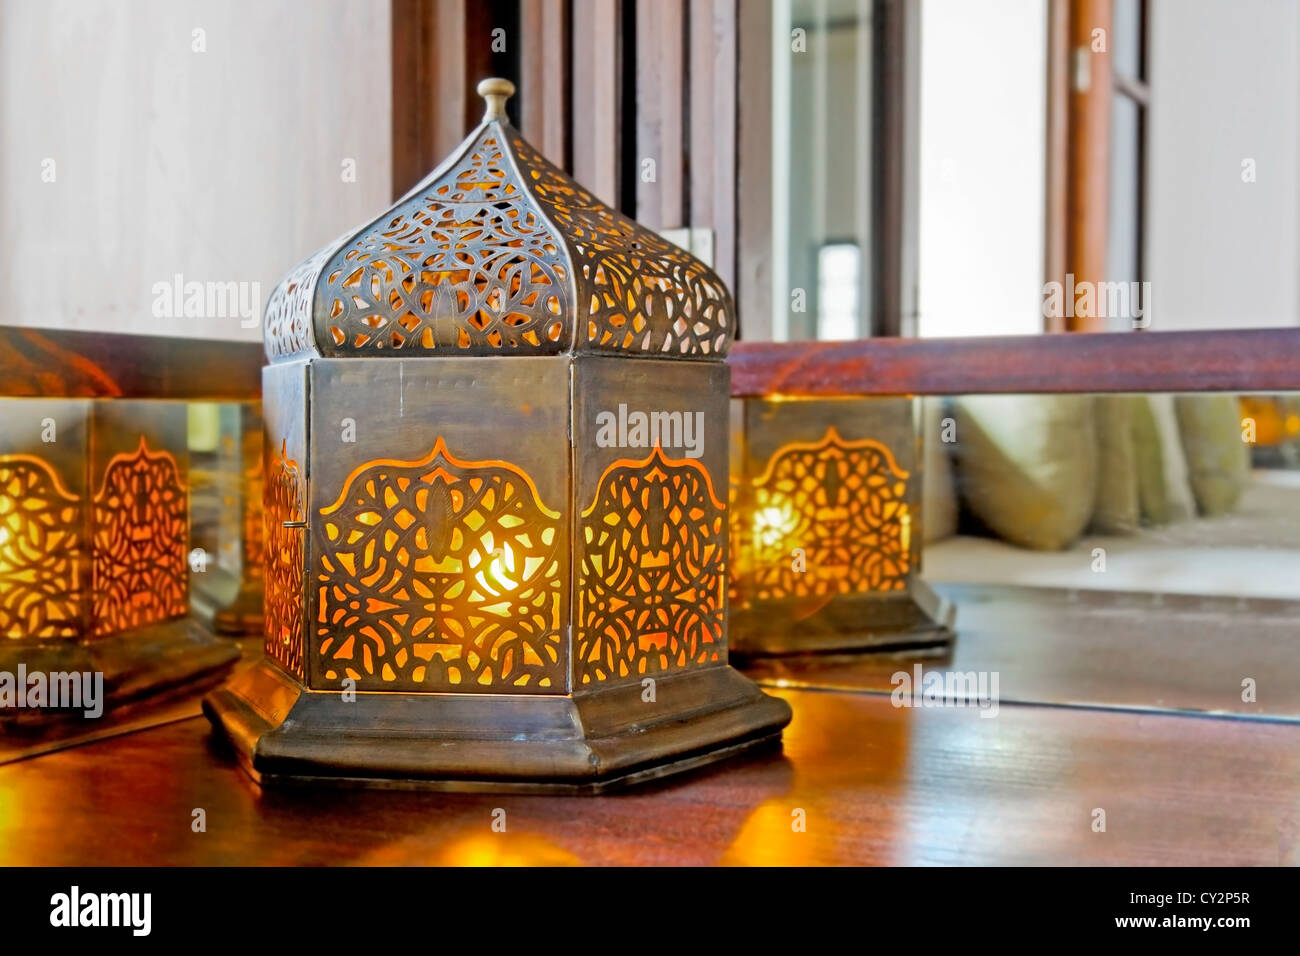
264;78;733;363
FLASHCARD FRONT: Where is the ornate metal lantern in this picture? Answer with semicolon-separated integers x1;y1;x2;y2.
0;399;238;728
729;397;954;656
205;79;790;790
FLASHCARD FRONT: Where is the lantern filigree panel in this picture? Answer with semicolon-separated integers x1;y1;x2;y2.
262;116;734;365
314;438;565;691
573;356;732;688
90;437;188;637
265;440;306;680
576;446;726;685
320;132;571;356
243;425;265;582
507;134;732;357
303;357;571;693
737;427;911;601
0;455;83;640
264;239;345;362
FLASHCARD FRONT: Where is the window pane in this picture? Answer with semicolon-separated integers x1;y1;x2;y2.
773;0;871;341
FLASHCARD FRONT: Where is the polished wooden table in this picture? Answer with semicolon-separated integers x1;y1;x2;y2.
1;684;1295;865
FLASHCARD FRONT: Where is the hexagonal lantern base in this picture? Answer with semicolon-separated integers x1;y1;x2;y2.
204;659;790;792
728;580;955;660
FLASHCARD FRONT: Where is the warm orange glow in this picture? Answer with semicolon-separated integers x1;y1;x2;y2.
477;541;521;593
752;502;799;553
734;427;911;602
321;436;561;520
243;434;264;580
91;436;187;637
577;444;726;684
750;426;910;486
264;440;305;679
0;455;82;640
313;437;563;691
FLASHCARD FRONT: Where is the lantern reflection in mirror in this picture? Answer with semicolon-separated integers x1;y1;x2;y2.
729;396;954;657
0;399;238;729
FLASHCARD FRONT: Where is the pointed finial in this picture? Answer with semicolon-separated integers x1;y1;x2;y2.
477;77;515;123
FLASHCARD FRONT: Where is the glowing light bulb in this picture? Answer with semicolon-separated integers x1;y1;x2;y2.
484;543;520;593
753;503;798;552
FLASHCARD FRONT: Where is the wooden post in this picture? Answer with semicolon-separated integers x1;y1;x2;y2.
1064;0;1113;331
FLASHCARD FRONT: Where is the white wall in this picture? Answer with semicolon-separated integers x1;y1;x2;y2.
917;0;1046;338
0;0;392;341
1147;0;1299;330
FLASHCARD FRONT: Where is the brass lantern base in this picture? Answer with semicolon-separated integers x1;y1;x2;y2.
0;619;240;733
729;580;956;660
204;659;792;793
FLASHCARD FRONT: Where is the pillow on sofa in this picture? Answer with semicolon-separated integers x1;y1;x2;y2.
950;395;1097;550
921;397;959;543
1091;395;1140;534
1175;394;1249;515
1128;394;1196;525
1149;394;1198;521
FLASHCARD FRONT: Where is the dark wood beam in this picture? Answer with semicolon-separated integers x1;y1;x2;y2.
570;0;624;208
0;328;263;400
391;0;496;199
519;0;571;168
728;328;1300;397
688;0;738;291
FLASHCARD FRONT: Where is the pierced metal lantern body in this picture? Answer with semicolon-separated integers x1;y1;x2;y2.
729;397;954;656
205;80;790;790
0;399;237;728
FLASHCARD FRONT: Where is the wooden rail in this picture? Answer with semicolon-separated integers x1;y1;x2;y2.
728;328;1300;397
9;326;1296;402
0;328;263;400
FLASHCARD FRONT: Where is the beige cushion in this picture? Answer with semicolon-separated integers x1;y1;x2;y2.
1128;395;1171;524
950;395;1097;550
1175;394;1250;515
1091;396;1140;534
1149;394;1197;521
1127;395;1195;525
921;397;959;543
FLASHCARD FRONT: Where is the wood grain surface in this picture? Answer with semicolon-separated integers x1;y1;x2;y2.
1;692;1294;865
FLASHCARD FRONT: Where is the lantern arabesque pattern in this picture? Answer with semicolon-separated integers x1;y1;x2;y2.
729;397;955;656
204;79;790;790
